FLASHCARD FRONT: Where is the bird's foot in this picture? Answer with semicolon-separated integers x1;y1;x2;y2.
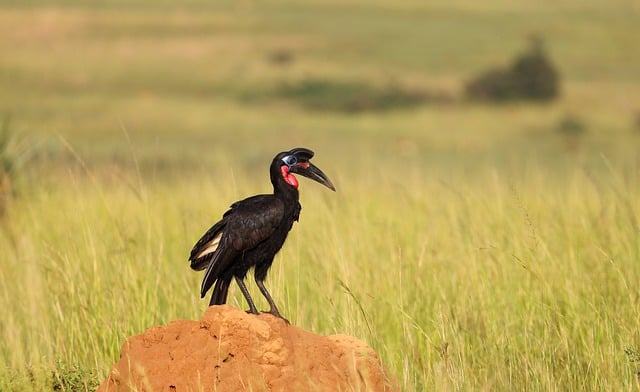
262;309;290;324
245;308;260;316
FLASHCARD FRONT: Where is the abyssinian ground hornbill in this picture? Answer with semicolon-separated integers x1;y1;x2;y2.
189;148;335;320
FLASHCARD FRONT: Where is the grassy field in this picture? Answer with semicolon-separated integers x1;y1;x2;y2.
1;1;640;390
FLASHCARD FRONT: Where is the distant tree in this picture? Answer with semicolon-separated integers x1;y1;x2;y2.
510;37;559;100
465;36;560;102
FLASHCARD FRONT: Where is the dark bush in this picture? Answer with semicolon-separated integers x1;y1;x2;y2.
273;79;437;113
465;38;560;102
267;49;295;67
465;68;518;101
556;113;586;138
239;77;453;113
555;113;587;152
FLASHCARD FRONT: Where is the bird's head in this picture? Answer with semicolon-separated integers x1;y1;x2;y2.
273;148;336;191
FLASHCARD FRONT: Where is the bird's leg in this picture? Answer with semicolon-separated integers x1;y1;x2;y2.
255;278;289;323
234;276;259;315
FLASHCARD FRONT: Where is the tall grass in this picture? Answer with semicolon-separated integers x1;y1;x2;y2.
1;155;639;390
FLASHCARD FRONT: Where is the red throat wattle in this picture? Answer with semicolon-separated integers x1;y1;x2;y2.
281;166;299;188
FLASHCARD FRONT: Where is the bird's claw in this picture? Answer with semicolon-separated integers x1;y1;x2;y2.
243;309;290;323
262;310;290;324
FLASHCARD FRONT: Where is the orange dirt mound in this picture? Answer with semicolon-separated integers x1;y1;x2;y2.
98;305;398;391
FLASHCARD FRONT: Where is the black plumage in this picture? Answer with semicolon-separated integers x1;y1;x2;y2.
189;147;335;320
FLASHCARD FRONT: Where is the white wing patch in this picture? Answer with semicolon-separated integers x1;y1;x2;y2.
196;231;222;259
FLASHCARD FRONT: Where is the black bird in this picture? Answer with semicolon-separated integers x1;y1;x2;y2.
189;147;335;320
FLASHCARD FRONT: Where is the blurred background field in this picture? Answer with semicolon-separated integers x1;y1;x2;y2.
1;1;639;390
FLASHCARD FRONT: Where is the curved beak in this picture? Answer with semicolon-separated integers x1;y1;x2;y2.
291;161;336;191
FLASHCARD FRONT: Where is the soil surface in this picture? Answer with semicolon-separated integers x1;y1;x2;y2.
98;305;398;391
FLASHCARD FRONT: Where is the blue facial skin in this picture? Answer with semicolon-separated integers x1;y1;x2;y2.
282;155;297;167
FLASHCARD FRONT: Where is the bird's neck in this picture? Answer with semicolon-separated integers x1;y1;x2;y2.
271;168;300;201
273;182;299;201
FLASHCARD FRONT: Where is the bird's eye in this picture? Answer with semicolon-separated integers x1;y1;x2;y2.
282;155;297;167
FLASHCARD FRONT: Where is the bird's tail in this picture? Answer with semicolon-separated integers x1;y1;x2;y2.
209;276;232;306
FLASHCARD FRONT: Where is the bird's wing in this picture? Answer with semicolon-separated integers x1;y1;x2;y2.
196;196;285;298
225;196;285;251
189;219;226;271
